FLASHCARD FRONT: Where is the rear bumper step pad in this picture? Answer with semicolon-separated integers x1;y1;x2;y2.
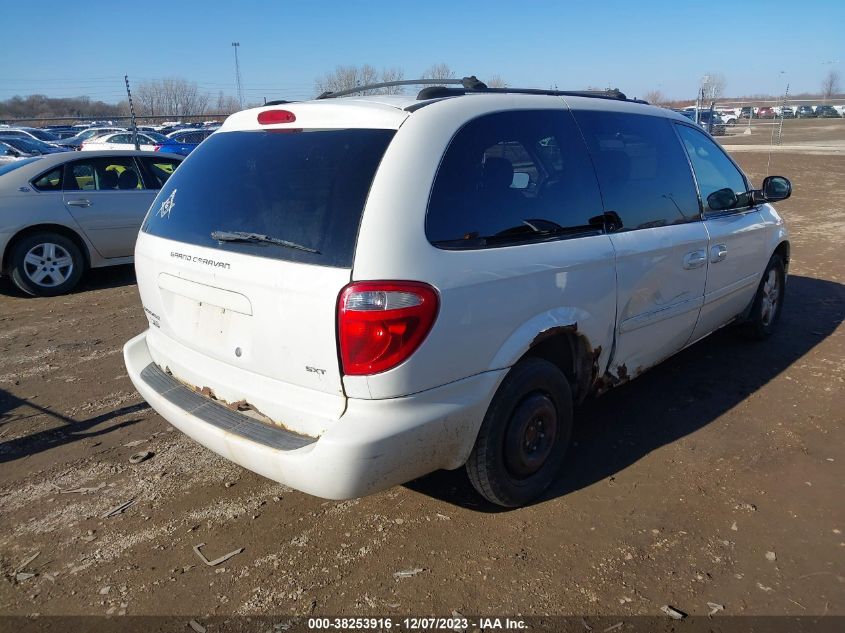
139;363;316;451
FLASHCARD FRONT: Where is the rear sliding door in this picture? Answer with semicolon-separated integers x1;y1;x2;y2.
571;109;707;378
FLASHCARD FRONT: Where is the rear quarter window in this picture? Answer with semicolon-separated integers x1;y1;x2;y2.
426;110;605;248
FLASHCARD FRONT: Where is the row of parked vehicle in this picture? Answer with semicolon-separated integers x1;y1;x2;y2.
0;122;219;163
715;104;843;121
671;101;845;137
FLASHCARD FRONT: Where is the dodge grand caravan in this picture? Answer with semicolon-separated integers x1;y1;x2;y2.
124;78;791;507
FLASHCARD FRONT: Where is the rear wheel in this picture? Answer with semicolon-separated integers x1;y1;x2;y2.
9;232;85;297
466;357;573;507
744;254;785;339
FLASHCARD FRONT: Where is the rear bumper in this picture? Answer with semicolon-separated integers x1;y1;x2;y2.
124;330;504;499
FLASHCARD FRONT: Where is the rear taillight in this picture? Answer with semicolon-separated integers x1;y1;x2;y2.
338;281;439;376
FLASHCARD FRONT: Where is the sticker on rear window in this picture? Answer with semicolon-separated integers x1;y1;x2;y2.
158;188;177;219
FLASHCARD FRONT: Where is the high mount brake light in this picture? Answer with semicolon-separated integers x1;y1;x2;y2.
257;110;296;125
338;281;439;376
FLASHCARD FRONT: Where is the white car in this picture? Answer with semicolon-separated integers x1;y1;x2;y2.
124;79;792;507
715;107;739;125
81;132;167;152
0;151;183;296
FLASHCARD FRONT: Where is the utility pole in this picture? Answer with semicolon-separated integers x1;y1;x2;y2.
124;75;139;150
232;42;244;109
777;82;789;147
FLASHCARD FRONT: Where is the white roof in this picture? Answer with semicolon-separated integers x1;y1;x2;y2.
219;90;678;133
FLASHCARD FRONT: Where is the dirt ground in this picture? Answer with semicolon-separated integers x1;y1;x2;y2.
0;119;843;626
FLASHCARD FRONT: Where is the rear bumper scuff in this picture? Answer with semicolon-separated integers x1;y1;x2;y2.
124;330;504;499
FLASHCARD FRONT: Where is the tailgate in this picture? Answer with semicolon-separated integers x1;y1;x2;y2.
134;122;398;435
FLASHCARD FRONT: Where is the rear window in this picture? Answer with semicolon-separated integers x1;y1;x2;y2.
0;157;41;177
142;129;395;267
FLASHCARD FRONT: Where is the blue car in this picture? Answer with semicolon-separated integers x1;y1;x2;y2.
154;128;217;156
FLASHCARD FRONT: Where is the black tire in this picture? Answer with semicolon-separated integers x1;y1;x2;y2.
743;254;785;340
9;232;85;297
466;357;573;507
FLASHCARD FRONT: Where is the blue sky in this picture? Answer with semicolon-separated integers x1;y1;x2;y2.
1;0;842;104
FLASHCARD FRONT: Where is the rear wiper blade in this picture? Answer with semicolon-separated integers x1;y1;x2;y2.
210;230;320;254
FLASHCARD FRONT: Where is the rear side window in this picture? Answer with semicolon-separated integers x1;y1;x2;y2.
138;157;181;189
573;111;700;231
30;166;62;190
142;129;395;268
427;110;605;248
64;157;143;191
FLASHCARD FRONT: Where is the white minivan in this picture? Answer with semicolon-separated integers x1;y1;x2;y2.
124;79;791;507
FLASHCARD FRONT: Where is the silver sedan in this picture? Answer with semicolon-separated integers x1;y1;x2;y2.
0;150;183;296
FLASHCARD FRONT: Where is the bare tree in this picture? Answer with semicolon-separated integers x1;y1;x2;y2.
701;72;726;101
380;67;405;94
135;78;209;117
643;89;665;105
422;63;457;85
486;75;507;88
821;69;841;99
314;65;407;96
216;91;243;114
314;65;374;96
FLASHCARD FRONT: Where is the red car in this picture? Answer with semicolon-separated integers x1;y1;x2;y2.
756;106;776;119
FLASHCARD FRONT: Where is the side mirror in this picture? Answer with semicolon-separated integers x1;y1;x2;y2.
510;172;530;189
761;175;791;202
706;187;738;211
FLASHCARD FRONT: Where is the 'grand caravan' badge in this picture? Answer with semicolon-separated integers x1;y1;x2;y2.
158;189;177;219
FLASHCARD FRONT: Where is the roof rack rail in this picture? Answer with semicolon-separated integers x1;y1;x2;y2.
316;77;482;100
316;76;639;103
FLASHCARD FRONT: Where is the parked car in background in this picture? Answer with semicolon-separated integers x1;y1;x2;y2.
795;105;816;118
80;132;169;152
716;109;738;125
677;109;726;135
0;141;23;164
154;127;218;155
815;105;841;118
43;126;80;139
756;107;776;119
738;106;754;119
776;106;795;119
0;127;61;144
0;136;70;156
57;127;127;150
0;150;183;296
124;88;792;507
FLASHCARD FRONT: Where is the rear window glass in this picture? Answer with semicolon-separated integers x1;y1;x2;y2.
0;157;42;177
142;129;395;267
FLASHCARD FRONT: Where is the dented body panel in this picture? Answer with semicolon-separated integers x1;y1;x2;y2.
606;222;708;380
